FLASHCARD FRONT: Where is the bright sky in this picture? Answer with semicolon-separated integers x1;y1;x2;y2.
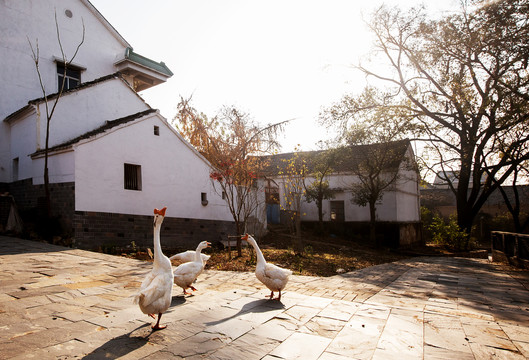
90;0;455;152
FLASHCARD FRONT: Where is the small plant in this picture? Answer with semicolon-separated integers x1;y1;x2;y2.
427;213;469;251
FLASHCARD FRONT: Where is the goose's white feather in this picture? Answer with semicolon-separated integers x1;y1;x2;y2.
173;241;210;293
170;250;210;263
134;208;173;323
244;234;292;297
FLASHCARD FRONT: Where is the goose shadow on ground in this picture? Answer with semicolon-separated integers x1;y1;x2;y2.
81;323;153;359
205;298;285;326
167;295;187;308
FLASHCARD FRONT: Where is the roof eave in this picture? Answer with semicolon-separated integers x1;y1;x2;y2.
3;105;36;123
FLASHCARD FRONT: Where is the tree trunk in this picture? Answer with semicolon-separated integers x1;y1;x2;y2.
456;207;473;250
235;221;243;257
44;119;51;219
369;200;378;247
317;195;324;235
294;212;303;254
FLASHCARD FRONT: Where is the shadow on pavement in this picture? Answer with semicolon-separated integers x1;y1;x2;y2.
206;298;285;326
81;323;152;359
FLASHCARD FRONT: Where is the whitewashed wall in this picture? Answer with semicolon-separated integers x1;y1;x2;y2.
8;109;37;182
74;113;234;221
5;78;149;183
1;0;129;182
32;150;75;184
34;78;148;149
395;147;420;222
0;0;127;120
273;145;420;223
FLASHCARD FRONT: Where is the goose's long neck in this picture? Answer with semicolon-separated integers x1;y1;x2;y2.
153;222;162;264
195;247;202;262
249;239;266;266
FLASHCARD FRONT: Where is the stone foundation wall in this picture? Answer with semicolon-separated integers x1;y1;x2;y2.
300;219;423;248
73;210;236;252
7;179;75;236
398;222;423;248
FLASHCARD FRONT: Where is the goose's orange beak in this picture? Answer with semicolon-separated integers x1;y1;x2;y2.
206;242;211;247
241;234;249;241
154;207;167;216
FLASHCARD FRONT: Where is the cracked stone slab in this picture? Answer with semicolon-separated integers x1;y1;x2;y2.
208;332;280;360
163;331;230;358
269;332;332;360
249;317;298;342
423;344;475;360
372;308;423;359
204;317;255;340
468;341;527;359
424;312;472;356
299;315;347;339
326;314;386;359
461;318;519;352
318;299;359;322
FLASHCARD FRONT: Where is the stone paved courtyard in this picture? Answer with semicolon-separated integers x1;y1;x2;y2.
1;236;529;359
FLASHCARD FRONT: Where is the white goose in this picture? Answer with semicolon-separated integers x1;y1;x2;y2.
133;207;173;330
242;233;292;301
170;250;210;264
173;241;211;295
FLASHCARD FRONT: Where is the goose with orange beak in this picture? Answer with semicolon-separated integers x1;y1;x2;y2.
133;207;173;330
173;241;211;295
242;233;292;301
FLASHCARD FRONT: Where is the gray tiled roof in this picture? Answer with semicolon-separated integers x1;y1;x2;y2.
258;139;411;177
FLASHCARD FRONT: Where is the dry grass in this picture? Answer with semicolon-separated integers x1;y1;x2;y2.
124;229;460;277
124;234;484;278
202;231;411;277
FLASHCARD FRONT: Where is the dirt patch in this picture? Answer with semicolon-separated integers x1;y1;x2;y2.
121;227;488;277
123;229;450;277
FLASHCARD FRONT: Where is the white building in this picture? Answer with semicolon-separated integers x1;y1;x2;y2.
0;0;234;249
261;140;422;247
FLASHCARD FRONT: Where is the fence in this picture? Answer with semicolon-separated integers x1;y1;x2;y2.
491;231;529;269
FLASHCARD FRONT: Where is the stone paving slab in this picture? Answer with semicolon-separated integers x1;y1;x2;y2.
1;236;529;359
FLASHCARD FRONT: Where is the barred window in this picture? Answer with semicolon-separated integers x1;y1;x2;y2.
124;163;142;191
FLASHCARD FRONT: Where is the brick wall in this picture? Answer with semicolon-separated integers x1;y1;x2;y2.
7;179;75;236
73;210;236;252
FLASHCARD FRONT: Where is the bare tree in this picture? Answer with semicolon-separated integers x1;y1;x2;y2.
321;87;417;246
303;148;340;235
325;1;529;248
277;149;307;254
28;12;85;219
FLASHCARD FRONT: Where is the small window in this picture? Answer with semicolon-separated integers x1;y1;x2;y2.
12;158;19;181
124;163;142;191
154;126;160;136
222;191;226;200
57;63;81;91
201;192;208;206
